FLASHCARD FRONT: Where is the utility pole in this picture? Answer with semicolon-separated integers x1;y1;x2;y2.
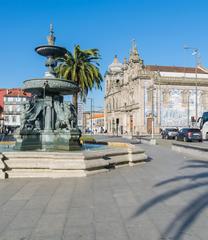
187;91;190;127
88;98;93;135
151;85;154;139
184;46;201;122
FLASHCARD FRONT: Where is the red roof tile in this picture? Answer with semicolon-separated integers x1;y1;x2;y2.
4;88;31;97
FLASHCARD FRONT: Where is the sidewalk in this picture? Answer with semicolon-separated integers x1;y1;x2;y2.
0;143;207;239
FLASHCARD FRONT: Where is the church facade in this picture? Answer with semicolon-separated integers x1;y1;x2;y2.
104;43;208;135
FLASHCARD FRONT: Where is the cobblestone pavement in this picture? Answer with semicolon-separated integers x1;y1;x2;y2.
0;143;208;240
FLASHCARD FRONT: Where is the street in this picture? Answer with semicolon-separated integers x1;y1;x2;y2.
93;134;208;150
155;137;208;149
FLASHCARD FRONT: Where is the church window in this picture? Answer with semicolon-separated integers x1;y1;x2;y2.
163;90;170;104
115;99;118;109
109;103;111;111
113;98;115;110
182;91;188;104
147;89;152;104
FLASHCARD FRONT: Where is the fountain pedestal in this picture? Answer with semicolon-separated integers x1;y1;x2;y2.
15;25;81;151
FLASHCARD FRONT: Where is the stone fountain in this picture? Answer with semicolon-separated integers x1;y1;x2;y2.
15;24;81;151
0;25;148;179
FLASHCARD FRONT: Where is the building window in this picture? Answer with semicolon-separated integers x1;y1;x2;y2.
4;105;8;112
163;90;170;104
147;89;152;104
16;105;20;112
182;91;188;105
116;99;118;109
4;116;9;122
12;116;16;123
8;97;13;102
113;98;115;110
13;105;16;111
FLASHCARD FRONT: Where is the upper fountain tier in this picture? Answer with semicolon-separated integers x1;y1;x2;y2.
35;24;67;58
35;45;67;58
23;24;79;95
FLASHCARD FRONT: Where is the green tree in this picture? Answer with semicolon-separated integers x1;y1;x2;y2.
56;45;103;111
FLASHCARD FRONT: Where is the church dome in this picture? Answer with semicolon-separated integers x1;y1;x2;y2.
108;55;123;73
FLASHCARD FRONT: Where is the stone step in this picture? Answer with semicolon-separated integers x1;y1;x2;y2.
0;145;148;178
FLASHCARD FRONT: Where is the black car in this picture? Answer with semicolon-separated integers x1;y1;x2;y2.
161;128;178;139
175;128;202;142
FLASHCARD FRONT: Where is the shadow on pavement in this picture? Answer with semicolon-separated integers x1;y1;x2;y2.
132;158;208;240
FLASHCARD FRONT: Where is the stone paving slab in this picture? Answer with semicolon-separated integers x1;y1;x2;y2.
0;143;207;239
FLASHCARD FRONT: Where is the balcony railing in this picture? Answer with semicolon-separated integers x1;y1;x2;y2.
4;111;21;115
4;101;26;105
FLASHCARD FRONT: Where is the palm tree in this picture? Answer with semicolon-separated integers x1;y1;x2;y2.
56;45;103;111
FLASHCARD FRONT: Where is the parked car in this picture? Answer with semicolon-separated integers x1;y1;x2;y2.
161;128;178;139
175;128;202;142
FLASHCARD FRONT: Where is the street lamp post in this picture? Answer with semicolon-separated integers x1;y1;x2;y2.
146;84;156;138
87;98;93;135
184;46;201;122
151;85;154;139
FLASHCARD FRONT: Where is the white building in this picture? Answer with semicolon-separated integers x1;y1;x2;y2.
4;89;31;129
85;112;104;133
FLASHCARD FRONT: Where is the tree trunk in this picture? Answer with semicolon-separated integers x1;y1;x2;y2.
72;93;78;113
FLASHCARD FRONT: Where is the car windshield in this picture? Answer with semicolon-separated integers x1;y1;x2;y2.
202;112;208;121
166;128;178;132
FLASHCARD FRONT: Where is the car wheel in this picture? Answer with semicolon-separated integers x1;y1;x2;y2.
199;139;203;142
183;137;188;142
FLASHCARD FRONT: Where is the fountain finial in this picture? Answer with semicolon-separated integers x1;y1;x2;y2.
47;23;56;46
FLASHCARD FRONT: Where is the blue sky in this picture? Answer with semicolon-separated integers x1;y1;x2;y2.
0;0;208;110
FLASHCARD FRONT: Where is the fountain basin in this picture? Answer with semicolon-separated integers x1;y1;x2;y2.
35;45;67;57
23;78;79;95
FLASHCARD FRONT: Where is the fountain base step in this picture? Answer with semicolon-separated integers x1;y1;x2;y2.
0;146;148;178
